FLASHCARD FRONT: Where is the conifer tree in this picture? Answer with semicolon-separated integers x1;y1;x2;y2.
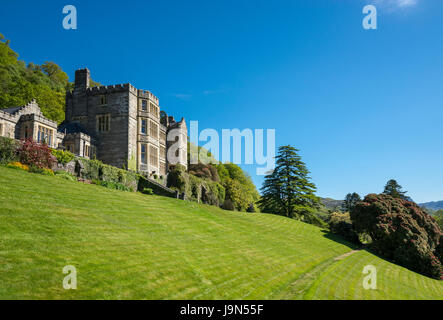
383;179;408;200
342;192;361;212
259;145;319;218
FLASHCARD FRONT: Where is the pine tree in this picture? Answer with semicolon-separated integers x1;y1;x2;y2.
342;192;361;212
259;145;319;218
383;179;409;200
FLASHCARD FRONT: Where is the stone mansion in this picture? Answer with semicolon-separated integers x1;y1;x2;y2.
0;68;188;177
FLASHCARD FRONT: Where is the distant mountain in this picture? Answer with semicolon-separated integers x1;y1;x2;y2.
320;198;343;211
419;201;443;211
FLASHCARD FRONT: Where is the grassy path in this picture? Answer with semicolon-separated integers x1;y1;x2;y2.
334;250;360;261
0;166;442;300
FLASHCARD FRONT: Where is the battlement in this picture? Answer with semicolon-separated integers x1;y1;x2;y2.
0;109;18;122
86;83;137;95
138;89;159;104
20;113;58;128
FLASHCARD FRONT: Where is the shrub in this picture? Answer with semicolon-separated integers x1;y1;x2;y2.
92;180;132;192
78;158;102;181
0;136;18;165
329;212;360;244
217;163;259;212
168;165;226;206
142;188;154;195
188;163;220;182
6;161;29;171
29;166;55;176
77;158;138;191
351;194;443;279
222;199;235;211
55;170;77;181
51;149;75;165
18;139;55;169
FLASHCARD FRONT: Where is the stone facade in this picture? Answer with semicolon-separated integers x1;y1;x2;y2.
0;100;59;148
0;68;188;179
64;68;187;177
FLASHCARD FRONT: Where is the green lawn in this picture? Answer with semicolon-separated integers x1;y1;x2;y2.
0;166;442;300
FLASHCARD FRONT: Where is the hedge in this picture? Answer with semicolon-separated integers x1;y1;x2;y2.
167;164;225;206
76;158;138;191
0;136;18;165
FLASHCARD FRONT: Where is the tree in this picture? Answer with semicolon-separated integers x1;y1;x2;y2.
0;33;18;65
383;179;409;200
216;163;260;212
434;210;443;231
342;192;361;212
41;61;69;86
329;212;360;244
258;145;320;219
350;194;443;279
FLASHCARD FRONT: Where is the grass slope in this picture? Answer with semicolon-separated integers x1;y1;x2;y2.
0;166;442;300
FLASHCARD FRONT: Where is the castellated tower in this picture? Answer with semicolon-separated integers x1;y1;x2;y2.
64;68;188;178
163;115;188;170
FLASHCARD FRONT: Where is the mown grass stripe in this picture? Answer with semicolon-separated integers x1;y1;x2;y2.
0;166;442;300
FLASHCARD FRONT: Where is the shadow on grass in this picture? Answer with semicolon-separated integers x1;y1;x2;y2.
320;230;362;251
321;230;443;281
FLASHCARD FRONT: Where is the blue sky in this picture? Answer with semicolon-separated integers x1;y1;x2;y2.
1;0;442;203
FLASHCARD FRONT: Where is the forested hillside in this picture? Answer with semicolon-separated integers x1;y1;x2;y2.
0;33;99;123
420;201;443;211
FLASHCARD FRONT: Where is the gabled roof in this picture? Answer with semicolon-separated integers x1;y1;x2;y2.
1;106;22;114
1;99;42;117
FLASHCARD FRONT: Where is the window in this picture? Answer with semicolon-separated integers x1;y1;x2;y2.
24;126;28;139
97;115;110;132
150;102;159;118
141;144;147;164
149;121;158;139
100;95;107;105
37;125;53;146
160;162;166;175
160;146;166;158
149;145;158;167
141;100;147;111
84;145;90;157
159;131;166;142
141;119;147;134
0;123;3;136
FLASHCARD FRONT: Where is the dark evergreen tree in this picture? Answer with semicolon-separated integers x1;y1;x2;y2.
383;179;409;200
258;170;281;215
258;145;319;218
342;192;361;212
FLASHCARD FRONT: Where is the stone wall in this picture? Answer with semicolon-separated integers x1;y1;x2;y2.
66;68;188;174
0;113;17;139
67;69;133;169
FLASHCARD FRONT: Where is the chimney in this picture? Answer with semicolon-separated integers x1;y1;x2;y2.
74;68;90;90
